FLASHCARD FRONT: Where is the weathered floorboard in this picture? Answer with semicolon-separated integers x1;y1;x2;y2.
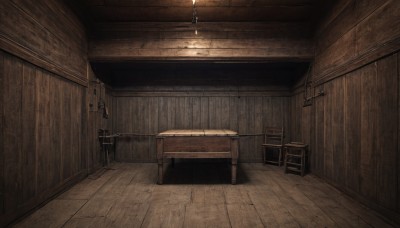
14;163;394;227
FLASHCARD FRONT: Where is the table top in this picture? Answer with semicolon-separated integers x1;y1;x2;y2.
157;129;238;137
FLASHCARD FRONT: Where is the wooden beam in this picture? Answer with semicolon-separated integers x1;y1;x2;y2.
88;5;313;22
89;38;313;61
112;90;291;97
92;22;313;39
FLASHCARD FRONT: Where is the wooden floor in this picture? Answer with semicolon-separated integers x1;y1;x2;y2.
14;162;394;228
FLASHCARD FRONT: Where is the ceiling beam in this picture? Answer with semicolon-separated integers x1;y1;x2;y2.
88;22;313;61
89;38;313;61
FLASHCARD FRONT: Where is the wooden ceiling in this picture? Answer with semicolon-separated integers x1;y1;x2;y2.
69;0;326;37
66;0;329;85
80;0;319;23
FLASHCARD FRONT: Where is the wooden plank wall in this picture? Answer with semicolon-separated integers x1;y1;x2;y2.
0;0;87;86
0;0;92;226
290;0;400;223
0;51;87;226
113;93;291;163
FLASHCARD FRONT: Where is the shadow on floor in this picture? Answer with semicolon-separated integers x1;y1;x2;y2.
162;159;249;185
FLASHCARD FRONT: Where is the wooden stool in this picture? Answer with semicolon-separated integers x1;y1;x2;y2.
284;142;307;176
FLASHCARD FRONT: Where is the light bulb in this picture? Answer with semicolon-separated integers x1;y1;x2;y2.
195;29;198;35
193;0;196;5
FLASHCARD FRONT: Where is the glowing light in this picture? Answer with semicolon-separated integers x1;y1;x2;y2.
195;29;198;35
193;0;196;5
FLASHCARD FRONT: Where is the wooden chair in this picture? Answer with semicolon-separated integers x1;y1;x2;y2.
262;127;284;166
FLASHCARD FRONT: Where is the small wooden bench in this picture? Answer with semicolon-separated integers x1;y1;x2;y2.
284;142;308;176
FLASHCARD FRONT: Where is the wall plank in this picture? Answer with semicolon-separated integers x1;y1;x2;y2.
21;63;36;203
158;97;169;133
116;98;131;161
36;69;51;193
229;97;238;131
0;52;4;215
323;81;333;180
49;72;60;188
254;97;264;162
376;54;398;210
3;55;23;213
247;97;256;160
137;97;149;161
398;53;400;214
61;77;72;180
332;77;345;186
344;70;361;193
192;97;201;129
314;85;325;175
201;97;209;129
359;63;378;202
238;97;250;161
148;97;159;161
73;85;83;174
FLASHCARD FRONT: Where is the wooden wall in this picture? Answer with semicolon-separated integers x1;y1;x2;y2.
0;0;94;226
0;51;87;226
112;90;291;163
0;0;87;86
291;0;400;224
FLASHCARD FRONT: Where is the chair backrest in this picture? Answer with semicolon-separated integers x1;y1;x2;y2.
264;127;284;145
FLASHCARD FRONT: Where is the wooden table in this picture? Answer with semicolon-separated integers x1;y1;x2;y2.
156;129;239;184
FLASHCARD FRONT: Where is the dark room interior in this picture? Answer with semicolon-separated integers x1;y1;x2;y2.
0;0;400;227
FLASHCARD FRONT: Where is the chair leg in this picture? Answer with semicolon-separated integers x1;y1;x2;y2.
284;149;288;173
278;149;282;167
301;150;305;176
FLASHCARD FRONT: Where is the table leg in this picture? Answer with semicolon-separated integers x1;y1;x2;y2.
231;137;239;185
156;138;164;184
231;160;237;185
158;160;163;185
